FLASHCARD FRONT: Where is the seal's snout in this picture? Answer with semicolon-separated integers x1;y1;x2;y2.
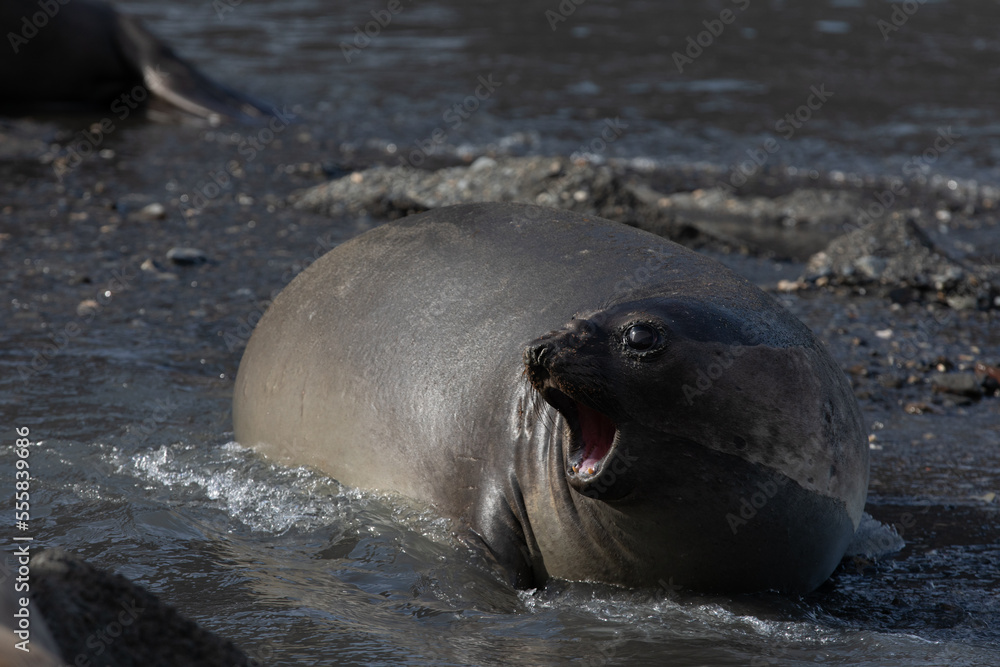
523;326;585;388
524;340;555;388
524;325;622;494
524;319;598;369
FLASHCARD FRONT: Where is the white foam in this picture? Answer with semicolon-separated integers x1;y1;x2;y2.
116;440;348;533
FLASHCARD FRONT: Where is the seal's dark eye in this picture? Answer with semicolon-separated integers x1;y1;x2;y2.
624;324;658;351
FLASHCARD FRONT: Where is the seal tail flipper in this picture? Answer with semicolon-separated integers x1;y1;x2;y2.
843;511;905;559
113;12;277;125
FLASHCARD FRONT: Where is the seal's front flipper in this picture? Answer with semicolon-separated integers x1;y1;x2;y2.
843;512;905;560
465;488;548;590
461;530;540;590
114;11;276;125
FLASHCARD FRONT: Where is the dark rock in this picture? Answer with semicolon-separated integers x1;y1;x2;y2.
977;361;999;376
652;187;862;260
930;372;983;398
141;258;179;281
29;549;253;667
878;374;905;389
904;402;941;415
888;286;921;305
290;158;859;259
975;362;1000;395
166;247;208;266
290;156;644;222
803;215;999;308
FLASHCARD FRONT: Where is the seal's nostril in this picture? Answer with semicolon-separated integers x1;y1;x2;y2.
524;343;553;388
525;342;549;367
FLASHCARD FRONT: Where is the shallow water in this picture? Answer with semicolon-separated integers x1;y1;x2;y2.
2;0;1000;664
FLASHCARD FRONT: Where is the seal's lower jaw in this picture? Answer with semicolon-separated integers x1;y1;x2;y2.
540;387;619;488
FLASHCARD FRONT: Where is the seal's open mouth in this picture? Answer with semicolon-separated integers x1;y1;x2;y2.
524;336;621;487
541;387;618;483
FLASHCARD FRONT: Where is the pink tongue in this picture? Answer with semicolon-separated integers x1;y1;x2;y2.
577;402;615;473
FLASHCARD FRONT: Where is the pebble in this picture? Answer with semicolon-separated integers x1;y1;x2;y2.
904;402;941;415
166;247;208;266
855;255;886;279
975;361;1000;393
469;156;497;172
878;374;905;389
776;279;802;292
945;294;979;310
975;361;1000;378
76;299;99;317
930;372;983;398
141;258;178;280
137;202;166;220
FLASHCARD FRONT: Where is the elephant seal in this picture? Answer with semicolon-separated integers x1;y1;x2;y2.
0;0;272;123
233;203;869;593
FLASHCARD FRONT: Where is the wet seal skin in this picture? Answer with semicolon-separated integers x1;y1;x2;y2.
0;0;273;123
234;202;869;594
